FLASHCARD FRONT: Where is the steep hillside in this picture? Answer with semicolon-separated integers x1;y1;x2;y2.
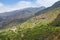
0;7;45;29
19;5;60;30
49;14;60;26
0;1;60;40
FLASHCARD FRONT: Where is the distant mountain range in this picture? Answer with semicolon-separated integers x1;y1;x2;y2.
0;6;45;28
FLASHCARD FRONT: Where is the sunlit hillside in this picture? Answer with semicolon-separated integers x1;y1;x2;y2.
0;1;60;40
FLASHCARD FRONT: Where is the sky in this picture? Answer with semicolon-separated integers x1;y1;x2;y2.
0;0;59;13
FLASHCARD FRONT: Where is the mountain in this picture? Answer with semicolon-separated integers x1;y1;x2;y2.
35;1;60;16
0;6;45;16
52;1;60;8
18;1;60;40
0;6;45;28
0;1;60;40
19;1;60;29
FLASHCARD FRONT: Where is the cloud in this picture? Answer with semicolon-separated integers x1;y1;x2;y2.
0;3;4;7
0;0;59;13
0;1;41;13
14;1;40;9
36;0;59;7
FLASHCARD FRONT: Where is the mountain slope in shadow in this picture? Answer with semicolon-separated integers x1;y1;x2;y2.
0;7;45;29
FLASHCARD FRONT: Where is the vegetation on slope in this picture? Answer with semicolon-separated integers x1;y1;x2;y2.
0;6;59;40
0;1;60;40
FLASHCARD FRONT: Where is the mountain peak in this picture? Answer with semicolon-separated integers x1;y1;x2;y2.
52;1;60;8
